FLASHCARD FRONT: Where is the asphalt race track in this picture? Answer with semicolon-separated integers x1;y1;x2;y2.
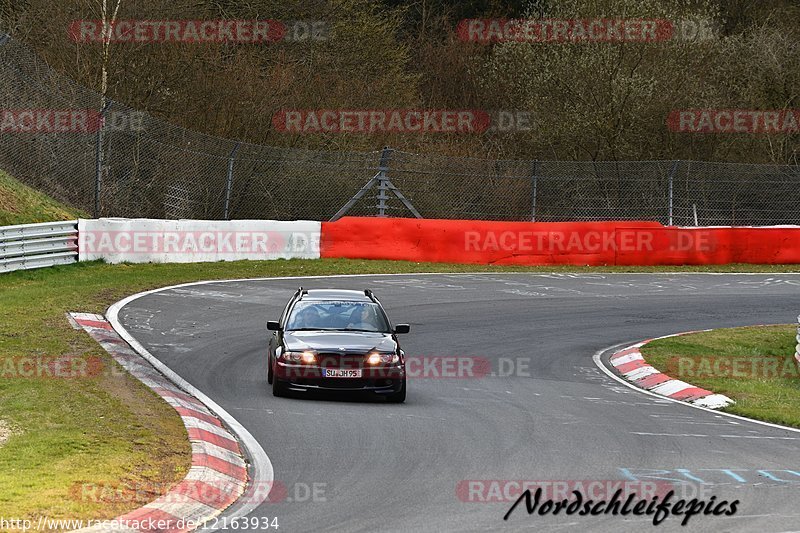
116;273;800;532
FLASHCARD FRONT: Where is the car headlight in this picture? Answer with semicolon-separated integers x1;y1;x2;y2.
282;351;317;364
366;352;399;365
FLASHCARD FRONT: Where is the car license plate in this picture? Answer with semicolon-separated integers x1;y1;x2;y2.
324;369;362;378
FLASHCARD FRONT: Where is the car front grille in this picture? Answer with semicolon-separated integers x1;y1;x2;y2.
315;353;368;369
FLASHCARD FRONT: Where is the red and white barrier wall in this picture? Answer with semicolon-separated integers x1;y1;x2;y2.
320;217;800;266
78;218;321;263
73;216;800;266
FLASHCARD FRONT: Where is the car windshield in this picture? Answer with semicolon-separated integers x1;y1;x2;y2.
286;301;390;332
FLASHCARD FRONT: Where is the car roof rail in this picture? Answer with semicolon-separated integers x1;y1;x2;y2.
294;286;308;298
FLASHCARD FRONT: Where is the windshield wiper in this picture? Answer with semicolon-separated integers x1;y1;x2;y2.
288;327;337;331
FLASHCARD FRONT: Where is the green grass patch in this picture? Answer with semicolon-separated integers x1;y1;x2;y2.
4;259;800;521
642;325;800;428
0;170;87;225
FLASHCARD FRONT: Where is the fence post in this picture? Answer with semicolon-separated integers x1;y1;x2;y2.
531;160;539;222
667;160;680;226
94;100;113;218
377;146;393;217
223;142;241;220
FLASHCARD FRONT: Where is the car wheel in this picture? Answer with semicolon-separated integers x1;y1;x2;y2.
386;379;406;403
267;354;274;384
272;376;288;397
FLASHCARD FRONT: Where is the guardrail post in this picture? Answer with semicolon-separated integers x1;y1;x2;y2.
94;100;113;218
223;142;241;220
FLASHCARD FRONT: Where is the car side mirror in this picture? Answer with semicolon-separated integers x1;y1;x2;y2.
393;324;410;334
267;321;282;331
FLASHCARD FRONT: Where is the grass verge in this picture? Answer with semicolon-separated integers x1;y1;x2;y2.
0;170;87;226
642;325;800;428
4;259;800;521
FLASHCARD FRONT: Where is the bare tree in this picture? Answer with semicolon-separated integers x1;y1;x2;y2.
99;0;123;108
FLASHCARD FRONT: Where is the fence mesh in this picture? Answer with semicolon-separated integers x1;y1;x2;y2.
0;34;799;225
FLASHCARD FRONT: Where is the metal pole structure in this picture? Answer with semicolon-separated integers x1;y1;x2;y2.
330;146;421;221
376;146;392;217
667;160;680;226
94;100;113;218
223;142;241;220
531;160;539;222
330;173;380;221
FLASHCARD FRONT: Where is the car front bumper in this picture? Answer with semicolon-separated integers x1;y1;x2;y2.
275;362;405;394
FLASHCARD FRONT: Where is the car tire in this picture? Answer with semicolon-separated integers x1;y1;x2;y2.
386;379;406;403
272;376;288;397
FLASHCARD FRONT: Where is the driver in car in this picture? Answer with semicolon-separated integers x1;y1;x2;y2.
346;305;379;330
293;306;322;329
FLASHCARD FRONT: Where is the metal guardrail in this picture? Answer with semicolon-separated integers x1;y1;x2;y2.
0;220;78;273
